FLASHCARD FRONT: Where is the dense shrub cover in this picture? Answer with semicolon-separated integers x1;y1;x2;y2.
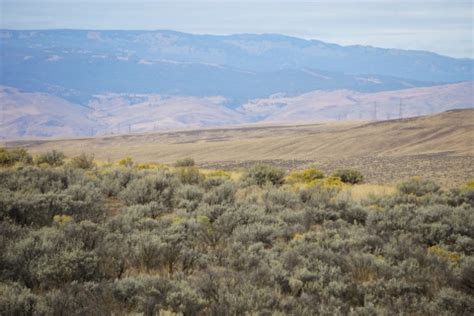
0;151;473;315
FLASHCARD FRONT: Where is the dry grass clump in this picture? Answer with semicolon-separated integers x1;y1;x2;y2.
348;184;396;202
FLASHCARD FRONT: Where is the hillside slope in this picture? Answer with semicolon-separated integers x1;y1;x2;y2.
6;109;472;186
7;109;473;161
242;81;474;122
1;82;472;139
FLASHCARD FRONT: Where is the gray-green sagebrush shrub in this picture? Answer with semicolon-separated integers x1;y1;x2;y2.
0;282;37;316
120;171;178;206
397;177;440;196
99;167;137;197
242;164;285;187
0;182;103;226
35;150;65;167
176;166;203;185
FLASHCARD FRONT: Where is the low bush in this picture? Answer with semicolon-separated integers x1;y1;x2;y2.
119;171;178;206
0;148;33;166
332;169;364;184
174;158;195;167
118;156;134;168
176;166;203;185
69;153;95;169
35;150;65;167
397;177;440;196
242;164;285;187
286;168;325;184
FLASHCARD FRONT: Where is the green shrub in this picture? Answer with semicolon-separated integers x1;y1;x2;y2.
99;168;137;196
397;177;440;196
0;282;37;315
119;171;178;206
203;181;236;206
70;153;95;169
35;150;65;167
0;148;33;166
243;164;285;187
176;166;203;185
332;169;364;184
174;158;195;167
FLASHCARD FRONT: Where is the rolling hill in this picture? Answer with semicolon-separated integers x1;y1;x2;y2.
1;82;472;139
5;109;473;186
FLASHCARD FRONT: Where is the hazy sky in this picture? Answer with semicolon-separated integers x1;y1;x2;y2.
1;0;473;58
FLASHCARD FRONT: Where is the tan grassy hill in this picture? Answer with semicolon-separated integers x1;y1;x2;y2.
0;86;98;139
241;81;473;122
4;109;473;186
2;82;472;139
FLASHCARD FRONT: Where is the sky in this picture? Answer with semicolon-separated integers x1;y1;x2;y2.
1;0;473;58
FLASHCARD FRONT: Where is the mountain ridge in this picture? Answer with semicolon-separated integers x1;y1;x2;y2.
1;29;472;138
2;29;472;102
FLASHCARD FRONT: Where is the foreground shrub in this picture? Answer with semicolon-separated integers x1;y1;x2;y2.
35;150;65;167
0;282;37;315
332;169;364;184
119;171;178;206
243;164;285;187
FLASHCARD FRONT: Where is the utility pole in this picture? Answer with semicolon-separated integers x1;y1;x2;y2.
373;102;378;121
399;99;403;119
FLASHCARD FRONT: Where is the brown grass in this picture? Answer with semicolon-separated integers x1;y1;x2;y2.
346;184;397;202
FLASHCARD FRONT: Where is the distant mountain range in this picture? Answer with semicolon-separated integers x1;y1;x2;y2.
0;30;473;138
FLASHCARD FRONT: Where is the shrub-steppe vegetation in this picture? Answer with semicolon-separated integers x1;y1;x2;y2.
0;148;473;315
